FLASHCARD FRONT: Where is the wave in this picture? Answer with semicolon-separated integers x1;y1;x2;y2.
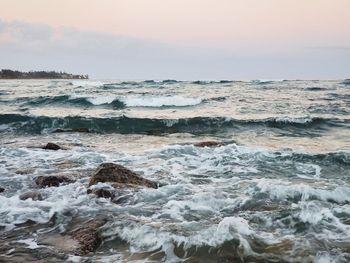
161;79;179;84
341;79;350;85
305;87;326;91
9;95;202;108
12;95;126;109
191;80;235;85
121;96;202;107
0;114;347;134
276;151;350;167
250;80;275;85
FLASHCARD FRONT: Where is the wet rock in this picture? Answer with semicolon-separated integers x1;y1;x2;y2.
73;127;90;133
0;187;4;193
89;163;158;189
52;128;66;133
69;219;107;255
87;188;115;199
43;142;61;150
53;128;89;133
35;175;74;188
19;191;43;201
15;168;35;175
14;219;38;227
193;141;223;147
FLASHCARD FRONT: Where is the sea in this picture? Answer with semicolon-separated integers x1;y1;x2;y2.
0;79;349;262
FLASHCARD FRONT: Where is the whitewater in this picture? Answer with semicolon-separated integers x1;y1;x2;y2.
0;79;349;262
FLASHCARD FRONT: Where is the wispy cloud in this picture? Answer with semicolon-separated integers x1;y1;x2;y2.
1;20;349;79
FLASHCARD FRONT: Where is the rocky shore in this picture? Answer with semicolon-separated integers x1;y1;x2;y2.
0;140;224;260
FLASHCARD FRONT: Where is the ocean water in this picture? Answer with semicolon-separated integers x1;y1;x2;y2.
0;79;349;262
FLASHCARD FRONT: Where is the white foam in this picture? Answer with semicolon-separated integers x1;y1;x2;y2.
104;216;255;255
120;95;202;107
67;255;84;263
275;116;314;124
314;252;342;263
0;183;89;231
71;80;103;87
86;96;117;105
296;163;321;180
16;238;44;249
253;178;350;203
69;94;117;105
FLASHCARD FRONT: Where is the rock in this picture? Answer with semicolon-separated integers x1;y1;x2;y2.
87;188;114;199
89;163;158;189
73;127;89;133
43;142;61;150
69;219;107;255
19;191;43;201
0;187;4;193
53;128;89;133
35;175;74;188
15;168;35;175
193;141;223;147
38;218;107;255
52;128;65;133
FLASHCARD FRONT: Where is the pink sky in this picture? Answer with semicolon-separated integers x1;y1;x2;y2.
1;0;350;48
0;0;350;79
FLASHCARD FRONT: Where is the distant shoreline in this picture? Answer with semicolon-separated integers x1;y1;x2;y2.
0;69;88;79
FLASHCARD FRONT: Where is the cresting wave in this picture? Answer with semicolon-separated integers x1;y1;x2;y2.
4;95;125;109
3;95;202;108
341;79;350;85
0;114;347;135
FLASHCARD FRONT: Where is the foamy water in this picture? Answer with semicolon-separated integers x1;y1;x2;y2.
0;79;350;262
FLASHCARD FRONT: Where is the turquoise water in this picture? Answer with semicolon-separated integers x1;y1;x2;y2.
0;79;350;262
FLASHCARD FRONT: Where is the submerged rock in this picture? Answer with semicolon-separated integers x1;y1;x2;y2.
87;188;115;199
0;187;4;193
19;191;43;201
38;218;107;256
35;175;74;188
193;141;223;147
43;142;61;150
69;219;107;255
89;163;158;188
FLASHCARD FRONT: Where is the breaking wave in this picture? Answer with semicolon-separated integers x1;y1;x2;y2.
0;114;347;134
6;95;202;108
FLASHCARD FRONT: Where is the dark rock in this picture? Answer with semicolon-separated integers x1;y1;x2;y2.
89;163;158;189
73;127;89;133
52;128;65;133
53;128;89;133
193;141;223;147
14;219;37;227
19;191;43;201
35;175;74;188
43;142;61;150
87;188;114;199
69;219;107;255
0;187;4;193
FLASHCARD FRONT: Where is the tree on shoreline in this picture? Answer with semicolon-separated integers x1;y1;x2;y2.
0;69;88;79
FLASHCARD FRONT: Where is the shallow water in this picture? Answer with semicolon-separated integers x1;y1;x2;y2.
0;79;350;262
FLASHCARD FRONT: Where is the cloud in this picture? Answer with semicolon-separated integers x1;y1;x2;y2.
0;20;349;79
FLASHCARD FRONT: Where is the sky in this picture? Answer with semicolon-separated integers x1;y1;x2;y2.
0;0;350;79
